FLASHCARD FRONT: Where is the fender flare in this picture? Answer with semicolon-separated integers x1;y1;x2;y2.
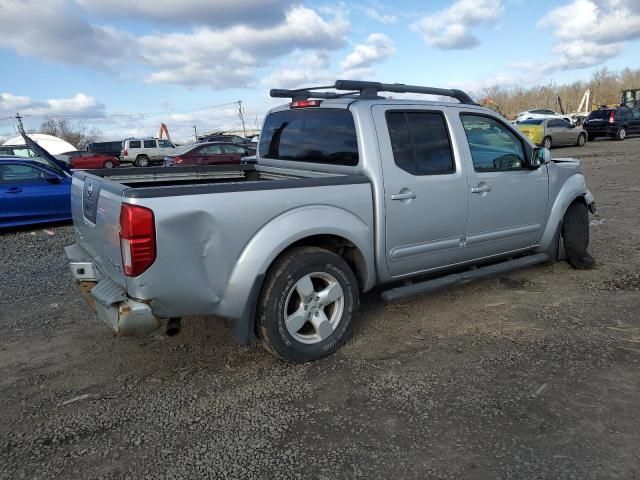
221;205;375;342
537;173;591;251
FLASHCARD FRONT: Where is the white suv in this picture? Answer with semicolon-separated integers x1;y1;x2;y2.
121;138;175;167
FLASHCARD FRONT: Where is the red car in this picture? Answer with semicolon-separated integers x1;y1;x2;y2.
63;151;120;169
163;142;253;166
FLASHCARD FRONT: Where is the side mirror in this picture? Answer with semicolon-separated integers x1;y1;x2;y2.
45;176;61;184
528;147;550;169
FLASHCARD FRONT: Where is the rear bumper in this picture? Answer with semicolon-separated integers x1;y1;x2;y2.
585;125;617;136
64;243;161;336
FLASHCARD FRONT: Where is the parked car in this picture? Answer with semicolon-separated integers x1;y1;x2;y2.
62;151;120;169
64;80;596;363
86;141;123;158
582;106;640;141
517;118;587;148
515;109;573;124
164;142;254;166
0;157;71;228
121;138;175;167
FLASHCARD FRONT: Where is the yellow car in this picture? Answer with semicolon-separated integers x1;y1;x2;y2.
517;118;587;148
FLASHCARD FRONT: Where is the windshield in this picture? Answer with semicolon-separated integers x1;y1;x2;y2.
519;119;543;125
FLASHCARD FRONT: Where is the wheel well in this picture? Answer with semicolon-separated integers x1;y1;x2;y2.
277;234;367;290
136;154;149;159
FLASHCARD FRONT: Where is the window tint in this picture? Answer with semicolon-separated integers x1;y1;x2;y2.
559;119;573;128
0;164;48;182
129;140;141;148
548;119;564;128
158;140;173;148
633;109;640;119
222;145;246;154
460;114;525;172
588;110;609;120
386;111;454;175
519;119;543;125
259;109;358;166
201;145;223;155
143;140;156;148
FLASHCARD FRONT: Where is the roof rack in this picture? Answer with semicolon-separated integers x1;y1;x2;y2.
270;80;477;105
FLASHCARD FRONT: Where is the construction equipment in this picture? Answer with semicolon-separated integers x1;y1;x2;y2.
620;88;640;107
159;123;171;142
481;97;506;117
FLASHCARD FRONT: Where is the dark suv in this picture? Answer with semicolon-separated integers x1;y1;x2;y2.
86;141;123;157
582;106;640;141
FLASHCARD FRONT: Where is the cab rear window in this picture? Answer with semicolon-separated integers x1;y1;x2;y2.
259;108;358;166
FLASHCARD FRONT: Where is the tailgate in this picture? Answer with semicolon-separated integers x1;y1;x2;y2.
71;172;127;286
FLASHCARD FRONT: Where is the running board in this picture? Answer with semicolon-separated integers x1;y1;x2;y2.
381;253;549;302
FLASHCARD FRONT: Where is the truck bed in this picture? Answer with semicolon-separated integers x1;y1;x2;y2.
81;164;365;197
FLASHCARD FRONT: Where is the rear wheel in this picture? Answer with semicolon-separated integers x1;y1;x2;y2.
135;155;149;167
103;159;115;169
257;247;358;363
561;200;595;270
615;127;627;141
543;136;552;149
576;133;586;147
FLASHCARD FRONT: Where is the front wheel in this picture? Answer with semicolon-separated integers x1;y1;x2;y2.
543;136;552;149
257;247;359;363
135;156;149;167
103;159;115;168
576;133;586;147
561;200;595;269
615;127;627;141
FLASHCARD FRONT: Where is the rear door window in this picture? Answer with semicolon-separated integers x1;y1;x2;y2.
143;140;156;148
386;111;454;175
259;108;358;166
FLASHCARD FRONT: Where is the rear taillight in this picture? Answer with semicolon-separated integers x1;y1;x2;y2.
122;149;128;156
609;111;616;124
119;204;156;277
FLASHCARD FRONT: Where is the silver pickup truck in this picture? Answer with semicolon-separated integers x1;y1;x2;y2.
65;80;596;363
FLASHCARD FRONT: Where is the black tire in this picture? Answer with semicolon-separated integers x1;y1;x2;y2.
103;159;115;169
257;247;359;363
576;133;586;147
543;136;552;149
561;200;595;269
587;133;596;141
615;127;627;141
135;155;149;167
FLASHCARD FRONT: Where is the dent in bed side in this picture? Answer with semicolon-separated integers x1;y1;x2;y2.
218;205;375;321
536;172;591;251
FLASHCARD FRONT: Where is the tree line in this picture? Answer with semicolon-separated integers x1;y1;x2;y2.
479;67;640;120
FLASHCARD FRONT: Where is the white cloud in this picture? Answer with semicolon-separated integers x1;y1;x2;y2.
411;0;503;49
74;0;295;26
0;0;133;71
264;51;334;89
363;7;398;24
0;1;349;89
535;0;640;73
0;92;106;118
341;33;395;70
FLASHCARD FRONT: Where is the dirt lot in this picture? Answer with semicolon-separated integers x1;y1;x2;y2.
2;137;640;480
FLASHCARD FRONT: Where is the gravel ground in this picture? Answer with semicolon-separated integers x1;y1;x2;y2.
1;137;640;479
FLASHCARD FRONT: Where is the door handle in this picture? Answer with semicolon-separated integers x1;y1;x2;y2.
391;191;417;201
6;187;22;194
471;184;491;194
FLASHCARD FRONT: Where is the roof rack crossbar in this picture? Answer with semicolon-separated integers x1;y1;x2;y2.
269;80;477;105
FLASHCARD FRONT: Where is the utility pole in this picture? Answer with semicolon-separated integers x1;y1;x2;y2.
193;125;198;142
15;113;25;135
237;100;246;137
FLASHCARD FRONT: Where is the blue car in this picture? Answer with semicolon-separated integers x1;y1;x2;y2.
0;156;72;228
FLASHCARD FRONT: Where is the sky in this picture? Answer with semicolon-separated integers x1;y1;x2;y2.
1;0;639;143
